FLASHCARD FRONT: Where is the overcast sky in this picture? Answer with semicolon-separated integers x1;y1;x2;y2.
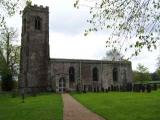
6;0;160;72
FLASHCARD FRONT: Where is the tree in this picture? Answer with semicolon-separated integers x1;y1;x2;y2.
74;0;160;57
137;64;149;73
0;46;13;91
0;0;28;28
0;26;20;91
0;0;28;90
151;71;160;81
103;48;124;61
133;64;152;83
151;54;160;81
156;69;160;78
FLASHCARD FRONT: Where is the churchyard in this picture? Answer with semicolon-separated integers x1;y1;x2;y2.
72;90;160;120
0;93;63;120
0;89;160;120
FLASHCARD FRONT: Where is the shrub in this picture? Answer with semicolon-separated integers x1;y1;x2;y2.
1;73;14;91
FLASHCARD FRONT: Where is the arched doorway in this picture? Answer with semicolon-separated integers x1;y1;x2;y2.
59;77;66;93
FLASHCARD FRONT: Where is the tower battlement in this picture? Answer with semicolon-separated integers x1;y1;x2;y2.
31;4;49;10
33;4;49;9
23;4;49;15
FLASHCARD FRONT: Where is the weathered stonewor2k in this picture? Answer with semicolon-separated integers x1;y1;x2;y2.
19;5;49;93
19;4;133;93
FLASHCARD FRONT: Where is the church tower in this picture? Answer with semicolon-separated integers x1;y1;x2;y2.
19;4;49;93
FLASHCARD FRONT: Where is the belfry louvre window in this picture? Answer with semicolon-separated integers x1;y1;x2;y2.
93;67;98;81
35;16;41;30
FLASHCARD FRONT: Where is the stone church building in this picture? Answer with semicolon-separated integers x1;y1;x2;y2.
19;5;132;93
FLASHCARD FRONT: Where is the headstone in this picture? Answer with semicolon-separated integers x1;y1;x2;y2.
141;84;145;92
105;88;108;93
102;87;104;92
97;87;99;92
108;87;111;91
146;84;151;93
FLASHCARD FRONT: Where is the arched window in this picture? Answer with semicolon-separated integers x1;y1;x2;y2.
35;16;41;30
113;68;118;82
69;67;75;82
93;67;98;81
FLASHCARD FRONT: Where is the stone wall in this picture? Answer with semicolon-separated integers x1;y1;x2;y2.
50;58;132;92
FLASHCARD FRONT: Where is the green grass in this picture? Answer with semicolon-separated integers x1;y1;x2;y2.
0;93;63;120
72;90;160;120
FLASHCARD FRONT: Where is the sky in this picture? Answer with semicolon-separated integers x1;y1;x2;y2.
6;0;160;73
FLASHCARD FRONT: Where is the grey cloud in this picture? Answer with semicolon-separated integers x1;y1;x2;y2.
49;4;90;35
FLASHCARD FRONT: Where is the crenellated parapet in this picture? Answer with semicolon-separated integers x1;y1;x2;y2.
23;4;49;15
32;4;49;9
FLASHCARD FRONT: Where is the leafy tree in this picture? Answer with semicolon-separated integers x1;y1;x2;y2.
0;0;28;90
0;46;13;91
157;68;160;75
74;0;160;57
156;68;160;80
103;48;124;61
151;71;160;81
0;26;20;91
133;64;152;83
151;54;160;81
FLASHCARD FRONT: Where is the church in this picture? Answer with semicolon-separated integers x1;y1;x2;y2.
19;4;133;93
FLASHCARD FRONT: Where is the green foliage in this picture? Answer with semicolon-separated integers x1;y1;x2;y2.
0;27;20;91
151;71;160;81
75;0;160;57
156;69;160;79
1;72;13;91
72;91;160;120
133;71;152;83
0;0;28;90
151;56;160;81
0;80;1;90
157;69;160;75
0;93;63;120
0;49;14;91
133;64;152;83
0;49;6;73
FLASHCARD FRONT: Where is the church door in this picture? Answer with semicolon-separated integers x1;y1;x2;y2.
59;77;66;93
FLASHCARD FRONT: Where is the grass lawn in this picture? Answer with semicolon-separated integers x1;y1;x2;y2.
0;93;63;120
72;90;160;120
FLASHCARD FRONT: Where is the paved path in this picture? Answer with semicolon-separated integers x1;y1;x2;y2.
62;94;105;120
